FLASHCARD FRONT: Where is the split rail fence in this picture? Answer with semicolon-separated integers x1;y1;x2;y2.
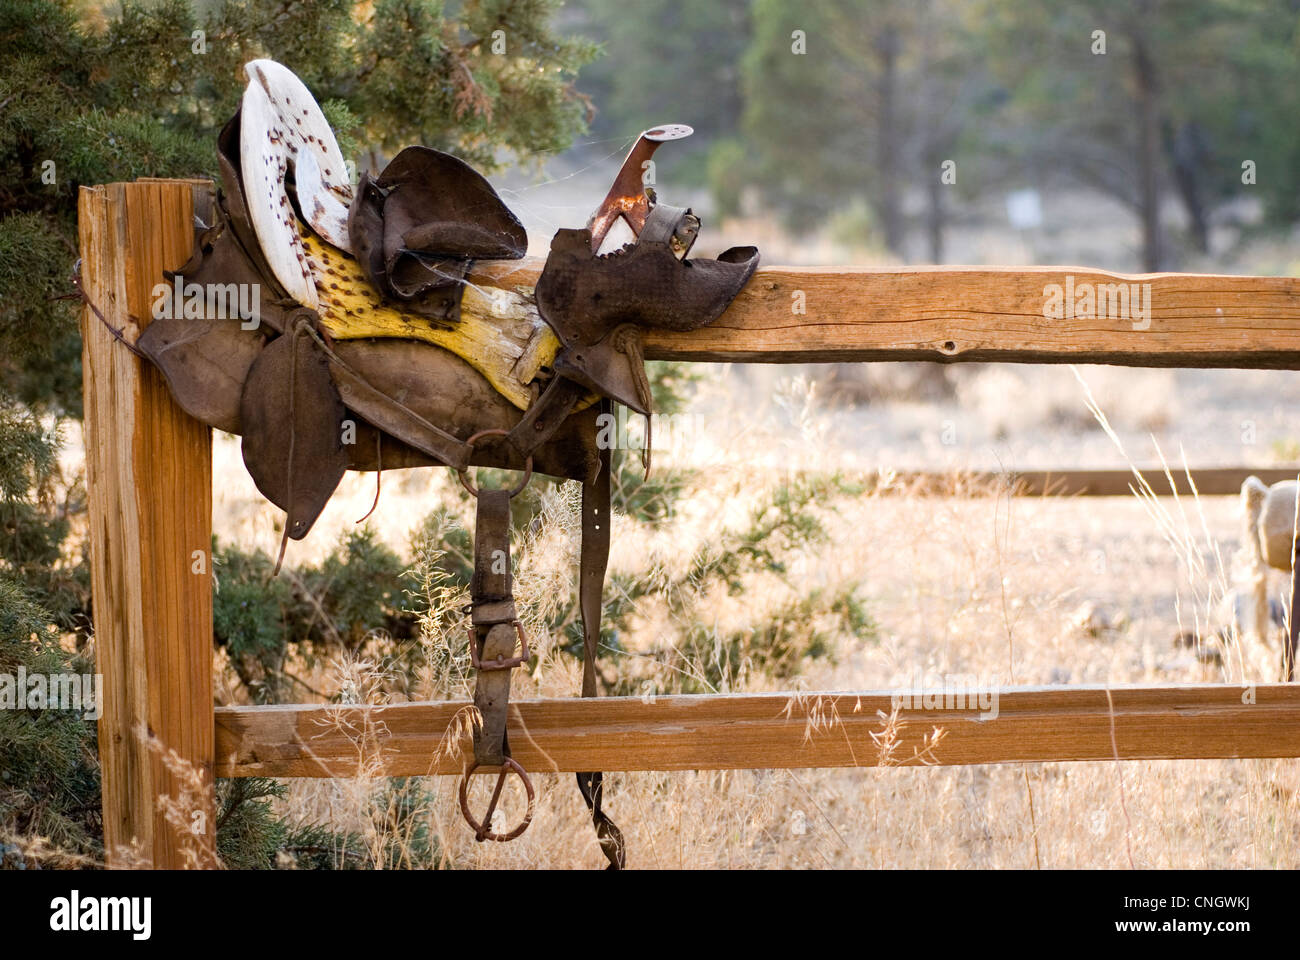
78;179;1300;868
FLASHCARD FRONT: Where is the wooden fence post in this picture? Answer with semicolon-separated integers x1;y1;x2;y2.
78;180;217;868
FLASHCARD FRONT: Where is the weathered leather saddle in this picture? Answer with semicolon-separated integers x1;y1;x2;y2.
137;60;759;868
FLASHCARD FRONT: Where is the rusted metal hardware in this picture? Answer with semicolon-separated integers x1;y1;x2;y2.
467;620;531;671
456;429;534;498
587;124;693;252
458;759;536;842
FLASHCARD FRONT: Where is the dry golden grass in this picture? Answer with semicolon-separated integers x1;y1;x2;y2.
192;363;1300;870
36;359;1299;869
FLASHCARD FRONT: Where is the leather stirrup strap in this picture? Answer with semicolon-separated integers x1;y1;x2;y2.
459;460;535;844
471;488;518;766
577;405;626;869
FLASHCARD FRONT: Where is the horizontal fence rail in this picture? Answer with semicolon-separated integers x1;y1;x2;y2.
868;466;1300;497
214;683;1300;778
471;260;1300;367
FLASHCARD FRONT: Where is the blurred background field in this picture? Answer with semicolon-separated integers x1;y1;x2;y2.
5;0;1300;868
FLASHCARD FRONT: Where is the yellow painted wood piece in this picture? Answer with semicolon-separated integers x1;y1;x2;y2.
300;229;559;410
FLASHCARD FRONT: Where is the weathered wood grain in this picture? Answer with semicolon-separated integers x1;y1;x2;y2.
80;181;218;868
468;260;1300;367
214;683;1298;778
157;179;1299;369
869;466;1300;497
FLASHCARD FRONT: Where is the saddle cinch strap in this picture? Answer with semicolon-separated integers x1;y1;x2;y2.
125;60;761;870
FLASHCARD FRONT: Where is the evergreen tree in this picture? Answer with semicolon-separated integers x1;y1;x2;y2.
739;0;992;259
968;0;1298;268
0;0;596;869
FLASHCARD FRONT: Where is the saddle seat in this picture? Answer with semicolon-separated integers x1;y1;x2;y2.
299;230;592;415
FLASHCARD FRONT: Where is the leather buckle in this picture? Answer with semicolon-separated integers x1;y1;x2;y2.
468;619;531;671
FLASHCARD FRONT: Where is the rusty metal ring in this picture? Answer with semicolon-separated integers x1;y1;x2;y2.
458;758;536;842
456;429;533;498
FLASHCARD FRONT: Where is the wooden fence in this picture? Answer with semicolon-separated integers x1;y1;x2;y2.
862;467;1299;497
78;178;1300;868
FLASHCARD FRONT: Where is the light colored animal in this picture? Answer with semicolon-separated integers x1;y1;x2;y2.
1242;475;1300;676
1243;477;1300;572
